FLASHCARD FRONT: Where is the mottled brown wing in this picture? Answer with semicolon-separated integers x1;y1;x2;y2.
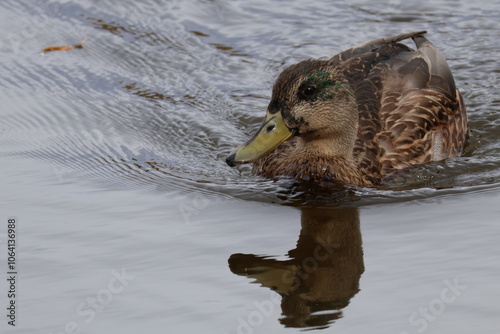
377;35;468;171
377;86;468;170
330;43;415;183
328;32;467;182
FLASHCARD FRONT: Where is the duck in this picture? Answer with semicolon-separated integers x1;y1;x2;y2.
225;31;468;187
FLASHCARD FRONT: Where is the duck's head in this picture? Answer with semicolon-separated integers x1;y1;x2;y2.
226;59;358;167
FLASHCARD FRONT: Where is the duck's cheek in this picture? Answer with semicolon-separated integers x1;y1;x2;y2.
297;128;320;138
292;119;320;136
282;110;305;131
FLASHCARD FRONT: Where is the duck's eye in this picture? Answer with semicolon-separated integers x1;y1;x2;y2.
303;86;316;96
298;85;318;101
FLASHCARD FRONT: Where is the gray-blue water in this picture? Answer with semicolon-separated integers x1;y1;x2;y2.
1;0;499;333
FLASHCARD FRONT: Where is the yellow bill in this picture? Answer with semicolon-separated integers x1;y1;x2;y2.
226;111;294;166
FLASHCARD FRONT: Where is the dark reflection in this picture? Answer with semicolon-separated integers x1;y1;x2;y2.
228;207;364;329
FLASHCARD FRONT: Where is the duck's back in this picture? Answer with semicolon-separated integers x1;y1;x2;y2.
330;31;468;183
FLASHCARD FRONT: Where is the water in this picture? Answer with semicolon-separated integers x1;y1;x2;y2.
0;0;499;333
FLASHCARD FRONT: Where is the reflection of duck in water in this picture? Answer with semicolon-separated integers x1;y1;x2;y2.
228;207;363;329
226;31;468;187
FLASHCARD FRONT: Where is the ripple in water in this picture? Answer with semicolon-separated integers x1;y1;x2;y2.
1;0;499;207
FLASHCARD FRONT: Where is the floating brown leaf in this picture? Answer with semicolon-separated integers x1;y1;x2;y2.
42;37;88;54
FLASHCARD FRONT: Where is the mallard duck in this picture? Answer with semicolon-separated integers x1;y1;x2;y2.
226;31;468;187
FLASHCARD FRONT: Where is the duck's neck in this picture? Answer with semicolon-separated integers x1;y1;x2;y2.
254;141;371;186
288;153;368;186
252;133;377;186
291;136;376;185
295;136;355;163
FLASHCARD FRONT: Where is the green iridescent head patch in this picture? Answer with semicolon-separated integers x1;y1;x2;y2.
299;71;345;101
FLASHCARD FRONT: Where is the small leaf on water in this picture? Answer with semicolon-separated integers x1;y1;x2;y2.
42;37;88;55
